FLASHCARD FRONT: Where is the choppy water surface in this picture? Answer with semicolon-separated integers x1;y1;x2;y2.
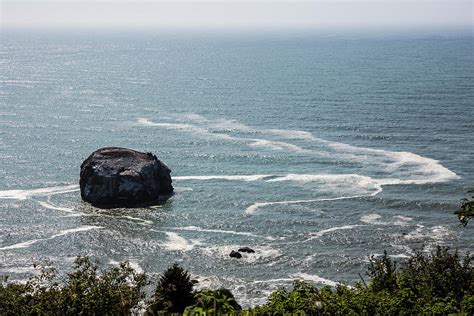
1;32;473;306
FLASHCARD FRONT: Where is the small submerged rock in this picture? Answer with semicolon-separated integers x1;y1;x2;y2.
229;247;256;259
229;250;242;259
238;247;255;253
80;147;173;208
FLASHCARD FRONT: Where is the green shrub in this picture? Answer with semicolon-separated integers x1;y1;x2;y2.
397;246;472;305
252;247;473;315
252;280;323;315
185;288;242;315
1;247;472;315
148;263;195;314
0;257;146;315
367;250;398;292
60;256;147;315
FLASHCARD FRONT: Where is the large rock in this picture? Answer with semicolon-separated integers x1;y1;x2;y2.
80;147;173;208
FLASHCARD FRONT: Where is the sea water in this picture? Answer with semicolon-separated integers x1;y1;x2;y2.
1;31;473;306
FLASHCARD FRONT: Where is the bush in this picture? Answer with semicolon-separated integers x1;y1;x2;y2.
396;246;473;308
185;288;242;315
147;263;195;314
0;257;146;315
367;250;398;292
252;247;473;315
1;248;472;315
252;280;323;315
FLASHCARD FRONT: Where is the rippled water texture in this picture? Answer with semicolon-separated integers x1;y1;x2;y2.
1;32;473;306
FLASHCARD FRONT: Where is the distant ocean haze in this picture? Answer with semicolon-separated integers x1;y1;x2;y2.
0;32;473;307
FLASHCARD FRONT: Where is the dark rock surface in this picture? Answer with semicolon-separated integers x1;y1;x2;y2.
80;147;173;208
238;247;255;253
229;250;242;259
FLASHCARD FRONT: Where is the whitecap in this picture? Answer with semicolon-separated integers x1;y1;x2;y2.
248;139;310;154
128;261;144;274
360;214;384;225
360;214;413;226
403;225;451;242
290;272;345;288
253;278;293;284
245;192;380;215
266;129;316;140
304;225;362;242
267;173;383;194
160;232;202;252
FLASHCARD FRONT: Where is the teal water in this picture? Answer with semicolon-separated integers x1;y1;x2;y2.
1;32;473;305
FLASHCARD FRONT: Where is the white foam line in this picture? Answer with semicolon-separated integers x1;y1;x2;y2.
174;187;194;192
253;278;293;284
291;272;348;288
245;189;381;215
139;114;458;185
304;225;362;242
169;226;263;238
138;118;311;154
50;226;103;238
0;225;103;250
37;199;152;224
268;173;375;184
121;216;153;225
0;184;79;200
174;175;272;182
248;139;311;154
0;239;42;250
88;213;153;225
38;201;75;213
360;213;413;226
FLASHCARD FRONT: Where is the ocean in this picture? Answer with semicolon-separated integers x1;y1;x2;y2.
1;31;473;306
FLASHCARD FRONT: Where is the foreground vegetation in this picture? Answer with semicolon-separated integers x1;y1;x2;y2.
1;194;472;315
1;246;472;315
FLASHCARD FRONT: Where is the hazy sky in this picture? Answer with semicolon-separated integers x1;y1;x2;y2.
2;1;473;33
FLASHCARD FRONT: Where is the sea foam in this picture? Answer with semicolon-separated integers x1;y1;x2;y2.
138;114;459;188
0;184;79;200
169;226;263;238
290;272;346;288
304;225;362;242
0;225;103;251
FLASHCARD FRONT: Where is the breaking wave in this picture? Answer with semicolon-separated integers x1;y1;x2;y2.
137;114;458;215
290;272;347;288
